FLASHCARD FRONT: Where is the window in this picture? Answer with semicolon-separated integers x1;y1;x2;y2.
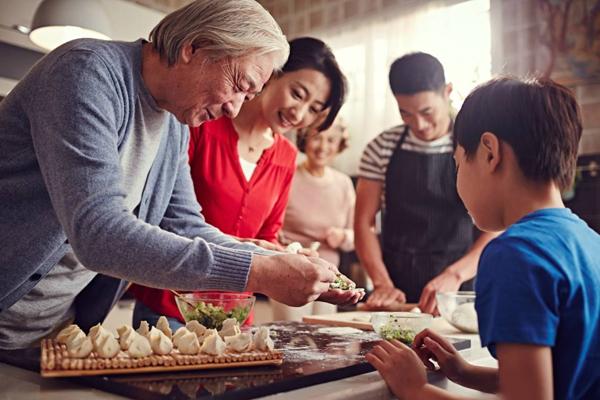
322;0;492;174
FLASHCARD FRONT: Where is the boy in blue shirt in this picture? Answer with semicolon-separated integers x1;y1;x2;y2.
366;76;600;399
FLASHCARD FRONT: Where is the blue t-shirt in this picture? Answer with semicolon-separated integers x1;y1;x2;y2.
476;208;600;400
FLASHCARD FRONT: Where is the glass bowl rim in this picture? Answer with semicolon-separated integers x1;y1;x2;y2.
436;291;476;298
371;311;434;320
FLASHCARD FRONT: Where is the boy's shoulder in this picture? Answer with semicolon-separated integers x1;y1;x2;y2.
480;208;600;280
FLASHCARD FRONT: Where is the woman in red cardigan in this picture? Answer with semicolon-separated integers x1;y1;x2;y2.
129;37;347;329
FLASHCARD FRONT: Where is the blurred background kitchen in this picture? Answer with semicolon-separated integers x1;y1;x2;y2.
1;0;599;326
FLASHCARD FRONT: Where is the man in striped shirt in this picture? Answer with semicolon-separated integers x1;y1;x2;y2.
354;53;497;314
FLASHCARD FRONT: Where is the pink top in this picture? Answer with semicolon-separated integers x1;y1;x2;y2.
282;164;355;266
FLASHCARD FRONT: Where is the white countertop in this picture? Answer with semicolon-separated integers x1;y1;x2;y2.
0;318;496;400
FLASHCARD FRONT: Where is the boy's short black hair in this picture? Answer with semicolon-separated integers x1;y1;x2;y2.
281;37;347;132
454;76;582;191
388;52;446;95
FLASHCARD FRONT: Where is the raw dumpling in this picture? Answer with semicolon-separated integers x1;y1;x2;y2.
149;327;173;355
117;325;136;351
137;320;150;337
95;333;120;358
157;316;172;339
56;324;85;344
177;330;200;355
200;330;226;356
186;320;207;339
218;318;241;338
88;323;119;358
172;327;189;348
66;335;93;358
88;323;108;346
224;332;253;353
253;326;274;352
128;332;153;358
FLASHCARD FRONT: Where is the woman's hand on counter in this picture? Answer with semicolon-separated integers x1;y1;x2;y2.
325;227;346;249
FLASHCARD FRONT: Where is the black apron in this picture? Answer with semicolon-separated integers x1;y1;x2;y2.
382;127;473;303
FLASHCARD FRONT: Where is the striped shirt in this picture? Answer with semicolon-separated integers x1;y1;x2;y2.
358;125;454;182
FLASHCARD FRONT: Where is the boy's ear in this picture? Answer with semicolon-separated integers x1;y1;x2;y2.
480;132;501;172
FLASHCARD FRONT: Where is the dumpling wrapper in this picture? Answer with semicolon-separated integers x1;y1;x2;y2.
56;324;85;344
224;332;253;353
200;330;226;356
95;332;120;358
156;316;172;339
173;327;189;348
128;332;153;358
186;320;207;339
149;327;173;355
218;318;241;338
177;330;200;355
117;325;136;351
253;326;274;352
66;334;93;358
137;320;150;337
88;323;109;346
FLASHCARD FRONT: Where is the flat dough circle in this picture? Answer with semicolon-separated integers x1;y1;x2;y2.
316;327;363;335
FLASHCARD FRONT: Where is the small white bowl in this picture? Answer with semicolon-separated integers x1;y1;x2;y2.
370;312;433;344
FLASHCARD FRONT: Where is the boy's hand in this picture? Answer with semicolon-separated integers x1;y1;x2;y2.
413;329;470;385
366;339;427;399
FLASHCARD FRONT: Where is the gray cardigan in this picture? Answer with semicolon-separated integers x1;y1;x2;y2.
0;39;263;320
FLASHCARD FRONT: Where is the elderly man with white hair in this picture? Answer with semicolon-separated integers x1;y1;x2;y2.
0;0;361;350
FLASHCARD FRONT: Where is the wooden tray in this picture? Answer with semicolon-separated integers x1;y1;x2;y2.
40;339;283;377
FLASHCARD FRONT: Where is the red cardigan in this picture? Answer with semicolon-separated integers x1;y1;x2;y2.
129;117;297;321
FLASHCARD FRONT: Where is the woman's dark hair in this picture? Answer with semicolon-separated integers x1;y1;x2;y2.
454;76;582;191
389;52;446;95
280;37;347;131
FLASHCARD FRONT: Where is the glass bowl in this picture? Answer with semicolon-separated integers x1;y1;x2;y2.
174;292;255;330
371;312;433;344
436;291;478;333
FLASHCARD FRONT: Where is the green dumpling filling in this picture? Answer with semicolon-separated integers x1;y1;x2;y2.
183;301;250;330
379;322;416;344
330;273;356;290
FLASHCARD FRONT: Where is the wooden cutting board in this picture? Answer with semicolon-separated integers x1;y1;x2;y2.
302;312;374;330
41;339;283;377
302;303;419;331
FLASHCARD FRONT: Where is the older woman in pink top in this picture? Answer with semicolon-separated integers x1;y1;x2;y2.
273;119;355;320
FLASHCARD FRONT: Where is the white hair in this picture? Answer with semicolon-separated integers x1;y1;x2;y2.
149;0;289;70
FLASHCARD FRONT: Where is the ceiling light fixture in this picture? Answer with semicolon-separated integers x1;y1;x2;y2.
29;0;111;51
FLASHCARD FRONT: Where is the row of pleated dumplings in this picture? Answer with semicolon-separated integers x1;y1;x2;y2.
55;316;275;359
